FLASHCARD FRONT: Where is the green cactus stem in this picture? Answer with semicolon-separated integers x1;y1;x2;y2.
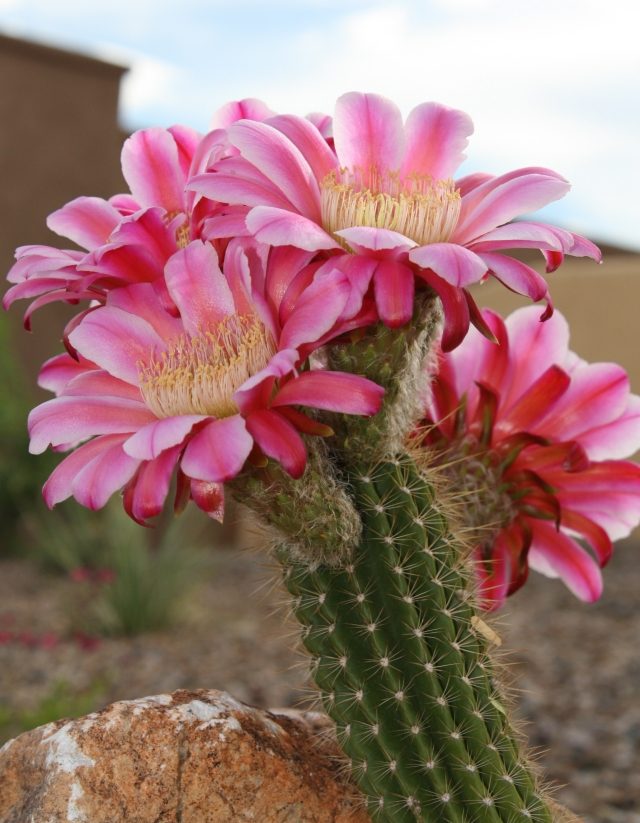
280;455;553;822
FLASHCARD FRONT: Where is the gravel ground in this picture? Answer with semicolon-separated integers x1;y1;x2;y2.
1;539;638;822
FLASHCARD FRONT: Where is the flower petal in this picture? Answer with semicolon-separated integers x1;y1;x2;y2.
267;114;338;186
164;241;234;335
246;206;339;251
529;520;603;602
47;197;121;250
245;409;307;478
401;102;473;179
336;226;417;255
42;434;132;507
228;120;321;219
480;252;549;301
453;167;571;246
190;479;225;522
29;396;155;454
70;440;141;511
333;92;405;173
211;98;275;129
124;415;206;460
181;416;253;482
124;446;181;523
68;306;167;385
410;243;487;287
272;371;384;416
121;127;185;213
373;260;415;327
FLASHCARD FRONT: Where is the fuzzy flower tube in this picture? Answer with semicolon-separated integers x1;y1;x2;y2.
6;91;637;822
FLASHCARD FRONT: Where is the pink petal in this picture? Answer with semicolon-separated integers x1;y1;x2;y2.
167;125;201;177
499;365;570;433
68;306;167;385
109;207;177;270
107;282;183;341
444;309;509;401
468;221;566;253
211;98;275;129
333;92;405;173
246;206;339;251
42;434;132;507
401;102;473;179
410;243;487;287
537;363;630;443
420;271;470;352
263;245;317;319
577;394;640;460
278;270;350;350
306;111;333;139
121;127;185;213
29;396;155;454
528;520;603;602
314;256;377;321
273;371;384;415
245;409;307;478
181;416;253;482
373;260;415;327
455;172;493;197
47;197;121;250
38;354;91;394
125;446;181;522
70;440;141;510
234;348;299;415
164;241;234;335
480;252;549;301
453;167;571;246
267;114;338;186
190;479;225;521
228;120;322;220
336;226;417;255
189;167;297;212
202;210;251;240
124;415;206;460
503;306;570;406
64;370;143;402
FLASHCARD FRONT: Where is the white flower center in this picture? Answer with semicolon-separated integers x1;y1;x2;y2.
139;314;276;419
321;167;461;247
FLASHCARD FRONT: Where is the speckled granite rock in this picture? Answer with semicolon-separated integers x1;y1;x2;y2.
0;689;368;823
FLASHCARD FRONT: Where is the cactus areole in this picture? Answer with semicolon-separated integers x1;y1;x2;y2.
7;91;640;822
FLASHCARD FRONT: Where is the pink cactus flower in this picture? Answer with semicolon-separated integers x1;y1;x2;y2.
419;306;640;608
4;124;227;326
191;91;600;351
29;239;383;523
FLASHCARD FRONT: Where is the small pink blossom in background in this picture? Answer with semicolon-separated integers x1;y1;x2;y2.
192;91;600;350
420;306;640;608
29;238;383;523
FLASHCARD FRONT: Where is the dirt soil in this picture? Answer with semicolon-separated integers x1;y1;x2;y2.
0;539;638;823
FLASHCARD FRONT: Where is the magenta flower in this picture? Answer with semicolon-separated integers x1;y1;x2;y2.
29;240;383;523
4;124;225;326
191;91;600;350
420;306;640;608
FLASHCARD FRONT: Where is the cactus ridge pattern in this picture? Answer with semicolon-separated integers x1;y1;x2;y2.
282;456;552;823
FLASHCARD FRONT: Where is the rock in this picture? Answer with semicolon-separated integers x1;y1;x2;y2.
0;689;369;823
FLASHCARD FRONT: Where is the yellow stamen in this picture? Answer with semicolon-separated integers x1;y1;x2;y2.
321;167;461;248
166;210;191;249
138;314;276;419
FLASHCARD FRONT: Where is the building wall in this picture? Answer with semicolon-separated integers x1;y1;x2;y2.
0;33;127;384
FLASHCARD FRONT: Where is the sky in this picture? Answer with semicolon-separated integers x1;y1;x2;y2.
1;0;639;248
